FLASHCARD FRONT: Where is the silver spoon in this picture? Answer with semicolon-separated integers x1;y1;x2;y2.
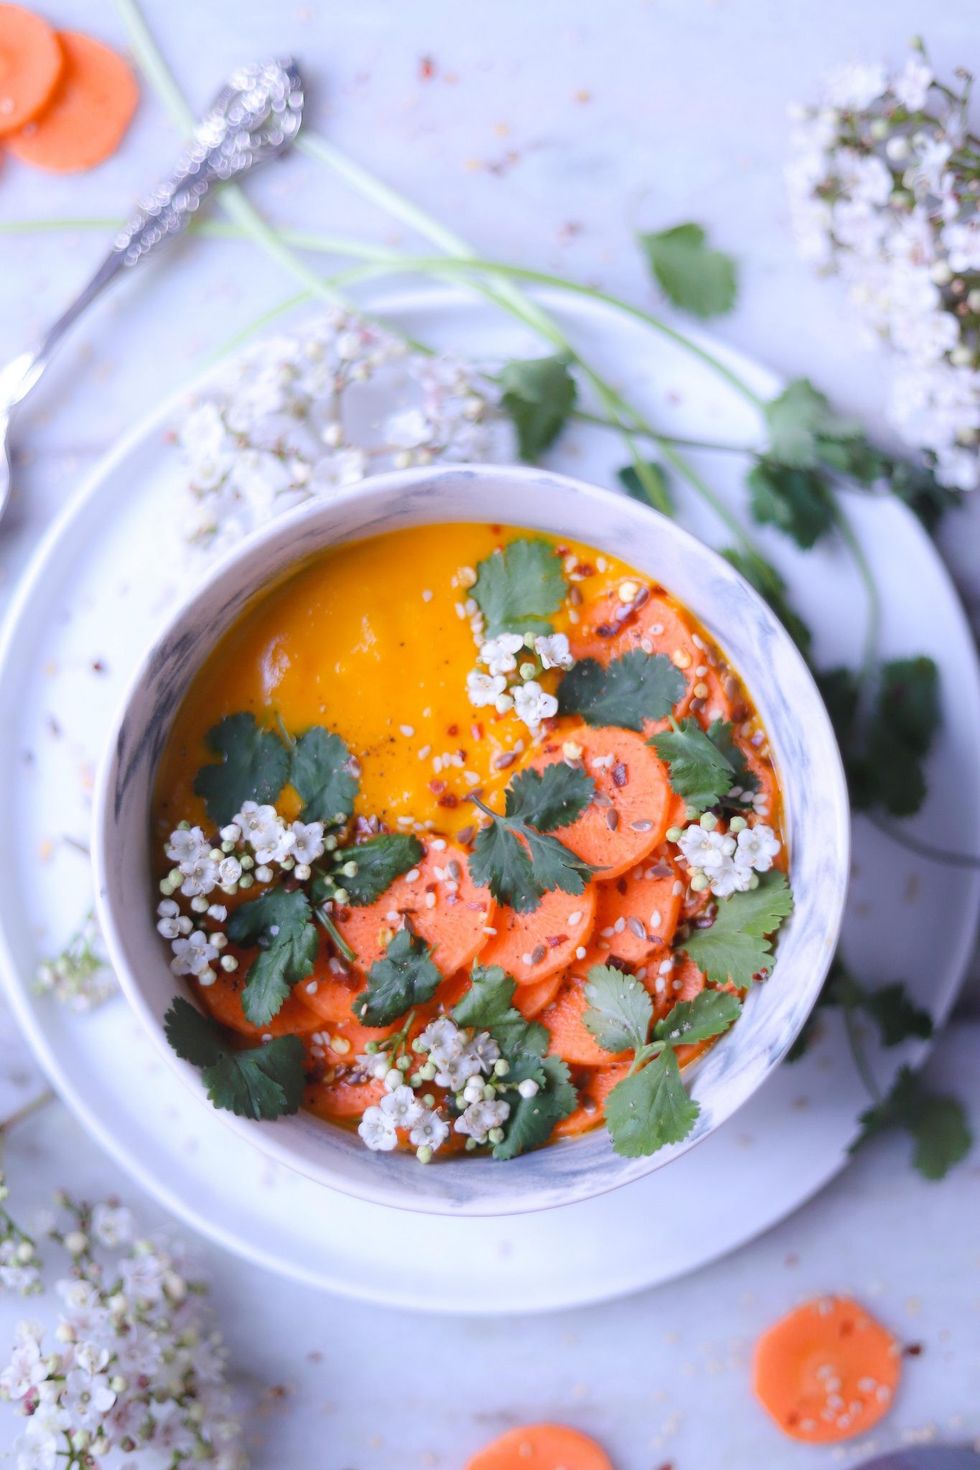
0;57;304;525
858;1451;980;1469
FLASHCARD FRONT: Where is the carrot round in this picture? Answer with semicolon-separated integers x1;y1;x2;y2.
466;1424;613;1470
554;1064;629;1137
753;1295;901;1443
513;969;565;1018
195;972;321;1041
536;725;672;880
305;1071;385;1121
543;973;627;1067
7;30;138;172
0;5;63;136
335;839;493;979
479;883;596;985
590;848;684;967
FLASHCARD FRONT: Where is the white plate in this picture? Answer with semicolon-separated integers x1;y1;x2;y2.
0;287;977;1314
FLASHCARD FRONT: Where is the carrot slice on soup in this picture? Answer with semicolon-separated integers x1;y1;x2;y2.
335;839;493;978
554;1064;629;1137
466;1423;613;1470
513;969;565;1018
543;973;627;1067
0;5;63;135
195;973;321;1040
536;726;672;880
479;883;596;985
305;1071;385;1121
7;30;137;171
590;848;685;966
753;1295;901;1443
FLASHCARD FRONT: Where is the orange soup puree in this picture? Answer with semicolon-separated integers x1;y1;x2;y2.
154;523;788;1163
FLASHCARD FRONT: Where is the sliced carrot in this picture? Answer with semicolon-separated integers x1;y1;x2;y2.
299;965;363;1026
535;725;672;880
753;1296;901;1444
590;848;684;967
466;1423;613;1470
334;839;493;979
570;588;735;730
649;954;706;1021
543;972;627;1067
479;883;596;985
738;740;780;823
0;5;63;136
305;1071;385;1121
7;30;137;172
554;1064;629;1137
194;972;321;1041
513;969;565;1018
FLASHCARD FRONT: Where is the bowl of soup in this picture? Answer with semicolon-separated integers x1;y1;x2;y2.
93;463;849;1215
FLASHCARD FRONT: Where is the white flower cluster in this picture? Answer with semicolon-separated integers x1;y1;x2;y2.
673;814;781;898
787;50;979;489
465;631;574;733
357;1016;526;1161
0;1195;244;1469
35;914;115;1014
175;310;514;557
0;1175;43;1298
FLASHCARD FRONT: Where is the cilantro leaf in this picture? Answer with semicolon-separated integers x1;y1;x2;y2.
226;888;318;1026
747;459;836;549
653;988;742;1046
848;657;940;818
853;1065;972;1181
816;666;861;749
649;717;740;815
472;536;568;638
492;1056;577;1160
680;871;794;987
862;982;934;1048
290;727;359;824
617;461;674;514
722;548;813;656
557;650;686;731
605;1047;699;1157
334;833;424;907
583;964;653;1053
193;713;290;827
639;223;737;318
887;458;964;532
763;379;862;469
164;997;305;1120
356;927;440;1025
704;720;758;797
470;765;597;912
499;355;578;461
506;765;594;831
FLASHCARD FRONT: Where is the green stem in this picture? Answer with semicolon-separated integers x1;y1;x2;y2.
1;1089;56;1133
315;906;356;965
574;410;755;454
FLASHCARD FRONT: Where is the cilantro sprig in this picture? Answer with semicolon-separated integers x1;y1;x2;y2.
583;965;742;1156
649;717;757;816
679;871;793;988
854;1066;972;1181
356;927;442;1026
639;222;737;319
164;997;306;1120
471;535;568;638
557;650;686;731
821;657;941;819
194;713;358;829
225;888;318;1026
470;764;596;912
498;355;579;461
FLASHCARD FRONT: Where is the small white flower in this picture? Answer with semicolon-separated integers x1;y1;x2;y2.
734;823;782;874
385;407;431;448
454;1098;510;1143
0;1321;44;1399
170;930;219;978
825;61;887;111
91;1203;134;1249
533;632;574;670
892;54;933;112
479;633;525;676
290;819;325;865
433;1050;484;1090
418;1017;464;1063
943;219;980;275
676;825;735;873
379;1085;423;1129
409;1109;450;1150
358;1106;399;1151
468;1033;501;1072
178;854;220;899
156;915;181;939
165;826;210;869
217;855;243;887
708;858;756;898
466;669;507;708
512;680;558;731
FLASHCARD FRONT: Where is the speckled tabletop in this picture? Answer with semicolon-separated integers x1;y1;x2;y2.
1;2;978;1466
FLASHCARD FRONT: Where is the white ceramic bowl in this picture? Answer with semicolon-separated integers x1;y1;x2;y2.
94;464;849;1217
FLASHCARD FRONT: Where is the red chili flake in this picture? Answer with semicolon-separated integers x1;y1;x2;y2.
419;54;436;80
574;561;595;577
616;878;628;896
555;544;570;556
91;659;107;674
903;1342;925;1357
334;907;352;922
612;762;628;788
438;793;459;809
455;748;467;762
447;723;459;737
428;779;447;794
545;934;567;948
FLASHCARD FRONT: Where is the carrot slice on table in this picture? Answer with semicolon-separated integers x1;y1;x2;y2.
305;1071;385;1121
0;4;63;135
554;1064;629;1137
512;969;565;1018
536;725;672;880
334;839;493;978
479;883;596;985
7;30;137;172
590;848;685;967
753;1295;901;1444
543;972;628;1067
467;1423;613;1470
194;972;321;1041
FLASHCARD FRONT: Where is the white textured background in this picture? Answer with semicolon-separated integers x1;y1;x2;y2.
1;2;979;1466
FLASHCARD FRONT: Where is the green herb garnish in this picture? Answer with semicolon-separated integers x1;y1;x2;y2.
164;997;306;1120
331;833;424;907
470;765;596;913
617;460;674;514
499;355;578;461
471;535;568;638
639;222;737;318
225;888;318;1026
679;871;793;988
356;927;441;1026
649;716;755;816
747;459;836;549
290;726;359;824
557;649;686;731
854;1065;972;1181
193;712;290;827
721;548;813;656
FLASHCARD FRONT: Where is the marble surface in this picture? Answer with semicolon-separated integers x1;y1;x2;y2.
1;1;979;1465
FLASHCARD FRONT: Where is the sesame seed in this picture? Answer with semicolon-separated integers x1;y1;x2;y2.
305;981;319;995
575;946;587;959
421;589;433;602
672;880;684;896
694;663;708;676
628;917;646;939
405;868;420;883
400;724;415;737
655;977;666;993
693;682;709;699
522;952;533;967
385;909;400;923
618;580;639;602
425;892;436;909
568;911;582;926
613;917;626;934
600;925;615;938
673;650;692;669
629;819;652;832
431;837;447;850
650;909;662;927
